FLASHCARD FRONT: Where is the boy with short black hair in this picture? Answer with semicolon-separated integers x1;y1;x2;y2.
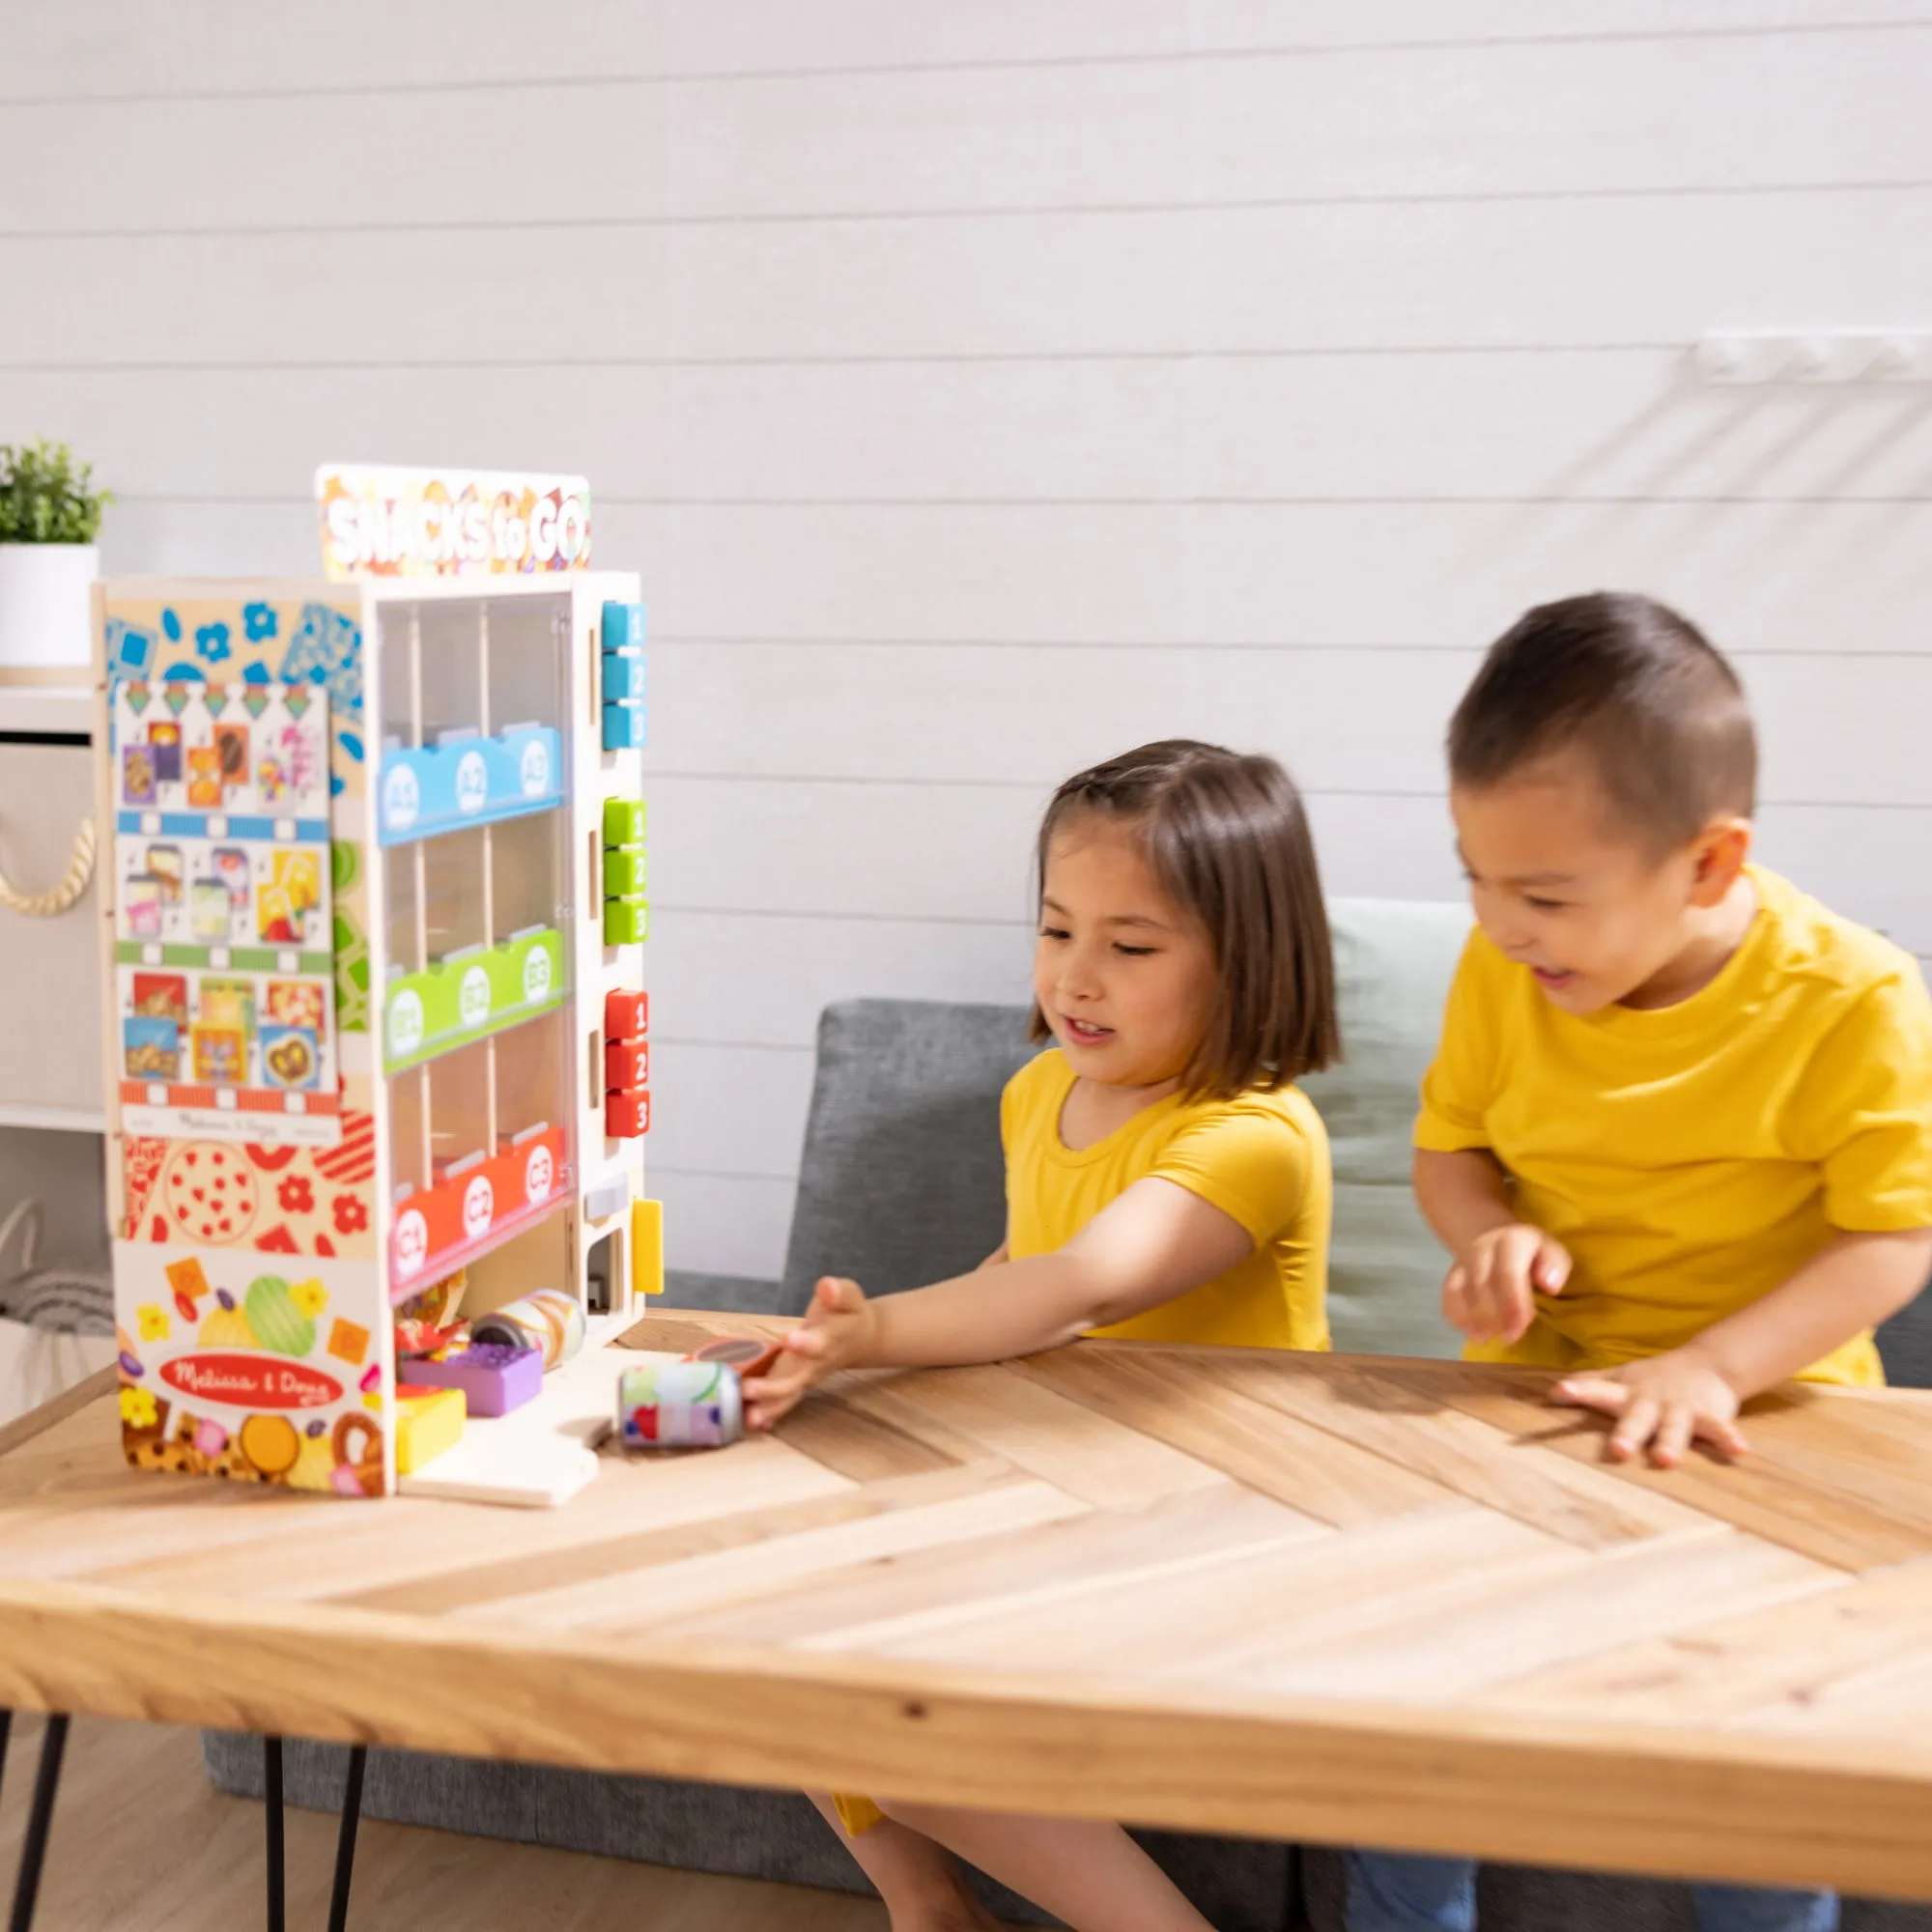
1349;592;1932;1932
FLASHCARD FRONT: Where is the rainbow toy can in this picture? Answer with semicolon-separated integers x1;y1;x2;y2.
616;1358;743;1449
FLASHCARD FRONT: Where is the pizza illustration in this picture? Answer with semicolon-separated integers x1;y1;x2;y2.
158;1142;262;1245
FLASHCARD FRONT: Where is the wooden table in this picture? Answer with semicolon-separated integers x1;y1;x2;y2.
4;1310;1932;1907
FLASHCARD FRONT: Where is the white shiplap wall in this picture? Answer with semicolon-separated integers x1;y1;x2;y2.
4;2;1929;1279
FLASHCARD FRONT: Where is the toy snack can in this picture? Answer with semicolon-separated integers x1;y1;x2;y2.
617;1359;743;1449
471;1288;584;1370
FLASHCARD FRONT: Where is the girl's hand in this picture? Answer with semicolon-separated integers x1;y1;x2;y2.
741;1276;879;1431
1441;1223;1571;1345
1551;1349;1749;1468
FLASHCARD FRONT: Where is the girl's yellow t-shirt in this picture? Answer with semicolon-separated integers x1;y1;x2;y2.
1000;1045;1333;1352
830;1048;1331;1839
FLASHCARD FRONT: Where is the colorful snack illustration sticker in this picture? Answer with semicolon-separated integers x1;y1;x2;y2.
148;719;182;783
124;875;164;939
145;844;184;904
188;880;231;943
190;1024;245;1086
266;980;326;1030
215;723;249;783
124;1017;180;1081
130;972;188;1024
212;846;250;911
260;1026;319;1091
123;744;156;805
186;746;222;809
257;850;321;946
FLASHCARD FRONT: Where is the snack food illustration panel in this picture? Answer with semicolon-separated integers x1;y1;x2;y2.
112;680;340;1146
113;1241;387;1495
113;683;331;823
102;592;370;1037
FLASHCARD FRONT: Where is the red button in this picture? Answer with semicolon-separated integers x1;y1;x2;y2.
605;1038;649;1090
606;1090;650;1138
605;988;648;1041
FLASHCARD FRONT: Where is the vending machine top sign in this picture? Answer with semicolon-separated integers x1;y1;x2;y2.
315;465;593;580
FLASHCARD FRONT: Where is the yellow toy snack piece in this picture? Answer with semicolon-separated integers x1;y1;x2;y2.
394;1383;465;1475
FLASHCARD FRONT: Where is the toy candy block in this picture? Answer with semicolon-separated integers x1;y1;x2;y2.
605;987;648;1039
602;700;647;752
602;798;647;849
601;650;647;702
394;1383;465;1474
601;601;647;653
606;1089;650;1139
633;1198;664;1295
400;1342;542;1418
605;1037;649;1090
602;846;647;898
604;897;649;945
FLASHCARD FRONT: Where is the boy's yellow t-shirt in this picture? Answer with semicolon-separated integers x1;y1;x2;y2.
1415;867;1932;1386
1000;1044;1333;1352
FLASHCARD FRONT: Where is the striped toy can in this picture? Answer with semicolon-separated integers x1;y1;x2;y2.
616;1358;743;1449
470;1289;585;1371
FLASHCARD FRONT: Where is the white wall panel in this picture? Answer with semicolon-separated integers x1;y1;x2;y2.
650;639;1464;789
647;1039;815;1180
649;1169;794;1280
651;639;1932;808
654;500;1932;655
650;910;1033;1050
9;4;1930;102
2;2;1924;1278
0;370;673;502
13;187;1931;369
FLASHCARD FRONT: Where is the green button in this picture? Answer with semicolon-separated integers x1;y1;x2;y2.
604;898;650;945
602;798;647;849
602;847;648;898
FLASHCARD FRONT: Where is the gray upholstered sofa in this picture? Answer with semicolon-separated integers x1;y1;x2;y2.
205;898;1932;1930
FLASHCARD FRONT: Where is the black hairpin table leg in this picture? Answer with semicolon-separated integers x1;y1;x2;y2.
264;1736;285;1932
326;1746;367;1932
8;1713;70;1932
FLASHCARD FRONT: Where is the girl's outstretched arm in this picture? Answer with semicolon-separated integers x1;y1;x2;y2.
743;1178;1251;1429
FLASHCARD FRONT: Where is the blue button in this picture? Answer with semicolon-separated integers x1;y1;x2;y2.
602;700;648;751
601;649;647;702
602;601;647;653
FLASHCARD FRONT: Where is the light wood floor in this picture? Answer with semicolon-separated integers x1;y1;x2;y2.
0;1715;898;1931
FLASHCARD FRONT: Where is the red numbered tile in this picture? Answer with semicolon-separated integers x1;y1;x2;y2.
604;987;648;1040
606;1089;650;1139
605;1037;649;1090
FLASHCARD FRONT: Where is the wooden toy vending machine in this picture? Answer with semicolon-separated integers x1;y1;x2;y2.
99;466;656;1506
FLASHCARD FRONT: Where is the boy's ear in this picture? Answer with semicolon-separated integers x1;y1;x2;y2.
1688;816;1752;907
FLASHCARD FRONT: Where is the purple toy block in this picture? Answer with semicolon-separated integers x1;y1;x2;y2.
399;1342;542;1417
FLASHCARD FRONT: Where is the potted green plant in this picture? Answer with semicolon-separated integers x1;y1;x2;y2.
0;439;112;684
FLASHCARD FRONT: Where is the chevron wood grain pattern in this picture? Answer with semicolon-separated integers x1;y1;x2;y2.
3;1316;1932;1901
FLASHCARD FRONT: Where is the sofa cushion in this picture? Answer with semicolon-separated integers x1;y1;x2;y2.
1299;899;1468;1358
779;999;1037;1315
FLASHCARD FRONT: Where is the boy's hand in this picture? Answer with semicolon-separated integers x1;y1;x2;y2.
1552;1349;1749;1467
740;1276;878;1432
1442;1224;1571;1345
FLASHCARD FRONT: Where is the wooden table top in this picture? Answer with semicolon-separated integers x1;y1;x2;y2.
4;1310;1932;1900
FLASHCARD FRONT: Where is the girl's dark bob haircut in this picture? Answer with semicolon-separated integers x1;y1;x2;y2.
1028;738;1340;1099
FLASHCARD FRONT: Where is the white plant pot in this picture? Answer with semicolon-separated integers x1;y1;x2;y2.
0;544;99;684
